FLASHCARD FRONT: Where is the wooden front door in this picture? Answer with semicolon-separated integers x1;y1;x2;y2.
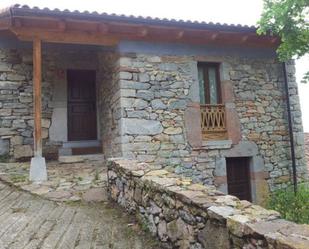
226;157;252;201
67;69;97;141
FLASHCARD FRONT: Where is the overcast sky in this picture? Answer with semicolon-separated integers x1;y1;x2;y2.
1;0;308;131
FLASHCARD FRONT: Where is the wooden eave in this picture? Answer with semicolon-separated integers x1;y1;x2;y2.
0;7;280;47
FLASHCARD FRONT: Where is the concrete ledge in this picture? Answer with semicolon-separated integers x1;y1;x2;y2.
202;140;232;149
107;159;309;249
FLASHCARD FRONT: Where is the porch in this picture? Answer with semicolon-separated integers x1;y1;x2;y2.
0;154;107;202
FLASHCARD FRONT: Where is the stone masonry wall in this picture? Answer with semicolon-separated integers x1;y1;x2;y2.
0;48;53;160
116;53;307;196
108;159;309;249
98;51;123;158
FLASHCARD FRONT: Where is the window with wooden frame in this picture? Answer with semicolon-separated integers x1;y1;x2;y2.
198;62;227;140
198;63;222;104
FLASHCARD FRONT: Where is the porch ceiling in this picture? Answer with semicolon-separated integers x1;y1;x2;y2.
0;4;280;47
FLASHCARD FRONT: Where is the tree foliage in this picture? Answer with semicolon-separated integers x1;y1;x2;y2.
258;0;309;82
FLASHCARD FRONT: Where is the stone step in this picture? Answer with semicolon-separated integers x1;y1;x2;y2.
58;154;105;164
62;140;101;148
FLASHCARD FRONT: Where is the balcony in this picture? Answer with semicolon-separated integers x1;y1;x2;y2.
200;104;227;140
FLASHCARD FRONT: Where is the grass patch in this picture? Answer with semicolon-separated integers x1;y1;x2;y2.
267;182;309;224
10;174;28;183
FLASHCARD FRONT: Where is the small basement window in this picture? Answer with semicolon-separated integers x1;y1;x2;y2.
226;157;252;202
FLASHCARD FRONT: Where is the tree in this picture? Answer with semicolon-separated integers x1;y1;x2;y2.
257;0;309;82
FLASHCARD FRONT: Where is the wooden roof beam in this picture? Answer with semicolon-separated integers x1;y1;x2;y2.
176;30;184;39
10;27;119;46
57;20;66;31
97;23;109;34
0;18;11;30
211;33;219;41
137;27;148;37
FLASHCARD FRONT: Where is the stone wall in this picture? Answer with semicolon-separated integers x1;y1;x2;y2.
115;52;307;199
0;48;53;160
108;159;309;249
98;51;123;158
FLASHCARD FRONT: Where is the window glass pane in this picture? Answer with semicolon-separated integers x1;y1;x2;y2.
198;67;206;104
208;67;218;104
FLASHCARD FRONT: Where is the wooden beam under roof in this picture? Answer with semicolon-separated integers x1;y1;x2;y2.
10;27;119;46
0;18;11;30
6;15;279;48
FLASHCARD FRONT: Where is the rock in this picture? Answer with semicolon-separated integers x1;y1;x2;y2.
0;128;16;136
151;99;167;110
0;62;12;72
198;220;229;249
145;169;169;176
58;156;84;163
119;72;132;80
139;73;150;82
82;188;108;202
7;73;26;81
164;127;182;135
158;220;168;241
167;218;193;242
136;155;156;163
149;201;162;215
14;145;33;159
168;99;187;109
0;81;22;90
207;206;237;221
226;215;251;237
10;136;23;146
132;170;145;177
120;80;151;90
133;99;148;109
32;186;51;195
136;90;154;101
0;139;9;155
45;190;72;200
127;110;149;118
122;118;163;135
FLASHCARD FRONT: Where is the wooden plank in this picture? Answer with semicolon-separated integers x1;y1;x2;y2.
11;27;118;46
33;38;42;157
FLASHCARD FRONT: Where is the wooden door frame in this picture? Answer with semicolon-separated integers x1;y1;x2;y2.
67;69;97;141
226;157;252;202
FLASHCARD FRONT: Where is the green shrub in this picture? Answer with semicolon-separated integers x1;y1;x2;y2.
267;182;309;224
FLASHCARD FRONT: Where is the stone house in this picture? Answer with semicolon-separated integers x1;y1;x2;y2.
0;4;307;203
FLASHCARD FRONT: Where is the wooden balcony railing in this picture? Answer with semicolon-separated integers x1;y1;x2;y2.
200;104;228;140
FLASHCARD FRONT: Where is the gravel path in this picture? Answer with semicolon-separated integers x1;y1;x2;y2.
0;181;159;249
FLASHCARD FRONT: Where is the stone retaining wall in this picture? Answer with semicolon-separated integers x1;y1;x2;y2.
108;159;309;249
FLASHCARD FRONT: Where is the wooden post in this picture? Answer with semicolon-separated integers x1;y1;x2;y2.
33;38;42;157
30;37;47;182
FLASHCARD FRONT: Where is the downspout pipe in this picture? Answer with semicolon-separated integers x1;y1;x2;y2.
282;62;297;193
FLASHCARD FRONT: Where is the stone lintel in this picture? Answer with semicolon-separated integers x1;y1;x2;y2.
202;140;232;150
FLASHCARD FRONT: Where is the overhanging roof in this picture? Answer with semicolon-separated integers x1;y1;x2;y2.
0;4;279;47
